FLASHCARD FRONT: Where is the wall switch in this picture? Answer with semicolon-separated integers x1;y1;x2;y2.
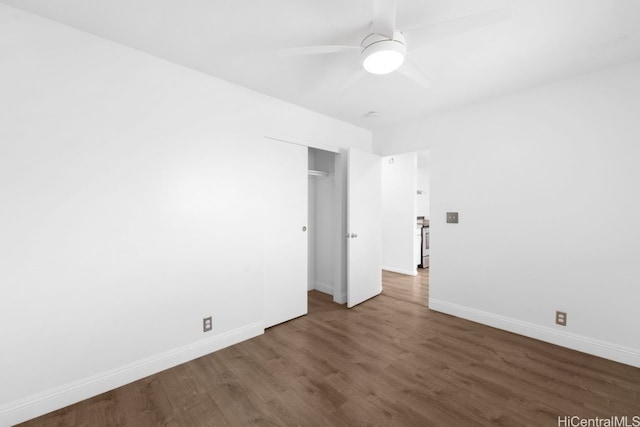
203;316;213;332
446;212;459;223
555;311;567;326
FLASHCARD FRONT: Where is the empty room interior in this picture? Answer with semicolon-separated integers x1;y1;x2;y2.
1;1;640;426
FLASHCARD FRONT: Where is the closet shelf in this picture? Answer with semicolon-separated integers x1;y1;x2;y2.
308;169;329;177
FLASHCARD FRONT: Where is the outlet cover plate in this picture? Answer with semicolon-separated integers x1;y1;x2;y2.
203;316;213;332
555;311;567;326
446;212;459;223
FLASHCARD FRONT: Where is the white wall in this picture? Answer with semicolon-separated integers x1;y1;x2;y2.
310;150;337;295
416;154;430;218
334;151;349;304
381;153;418;276
313;177;336;292
0;5;371;424
374;60;640;367
307;176;317;291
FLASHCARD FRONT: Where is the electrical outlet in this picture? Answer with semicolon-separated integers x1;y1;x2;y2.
446;212;459;223
203;316;212;332
555;311;567;326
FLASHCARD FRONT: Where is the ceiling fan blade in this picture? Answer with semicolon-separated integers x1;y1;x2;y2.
338;68;367;96
405;7;511;47
277;45;359;57
372;0;397;39
397;57;433;89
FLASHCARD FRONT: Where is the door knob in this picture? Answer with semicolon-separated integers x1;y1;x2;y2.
302;226;307;232
350;233;358;238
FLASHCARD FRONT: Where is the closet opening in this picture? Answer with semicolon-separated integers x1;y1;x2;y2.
307;147;344;304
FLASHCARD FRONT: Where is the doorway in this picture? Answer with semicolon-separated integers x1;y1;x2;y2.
263;137;383;328
380;149;430;276
307;146;383;308
307;148;339;301
380;148;430;306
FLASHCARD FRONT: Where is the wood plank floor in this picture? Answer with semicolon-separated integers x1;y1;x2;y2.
21;269;640;426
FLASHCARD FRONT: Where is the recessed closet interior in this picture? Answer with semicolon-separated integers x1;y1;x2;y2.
307;147;342;302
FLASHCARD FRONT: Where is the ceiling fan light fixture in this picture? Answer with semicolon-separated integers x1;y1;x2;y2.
361;32;406;75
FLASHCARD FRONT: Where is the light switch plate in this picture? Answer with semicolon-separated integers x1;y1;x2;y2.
446;212;459;223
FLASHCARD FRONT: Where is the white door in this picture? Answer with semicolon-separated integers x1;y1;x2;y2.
347;148;382;308
263;140;308;328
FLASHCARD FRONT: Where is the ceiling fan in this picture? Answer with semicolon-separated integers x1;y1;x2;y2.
278;0;511;92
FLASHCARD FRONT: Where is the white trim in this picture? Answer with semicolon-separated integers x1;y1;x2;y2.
264;131;341;153
313;281;334;296
382;266;418;276
429;299;640;368
0;322;264;426
334;291;347;305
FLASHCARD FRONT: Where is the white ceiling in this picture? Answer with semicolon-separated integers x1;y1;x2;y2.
3;0;640;131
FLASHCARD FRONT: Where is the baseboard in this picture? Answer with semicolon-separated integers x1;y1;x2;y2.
429;299;640;368
313;281;347;305
0;322;264;426
382;266;417;276
313;281;334;296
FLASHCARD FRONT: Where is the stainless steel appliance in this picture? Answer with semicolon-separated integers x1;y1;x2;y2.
421;226;429;268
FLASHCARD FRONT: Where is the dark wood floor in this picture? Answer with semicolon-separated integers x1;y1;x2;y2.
21;269;640;426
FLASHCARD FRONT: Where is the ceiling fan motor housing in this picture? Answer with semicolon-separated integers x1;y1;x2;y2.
361;30;406;74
